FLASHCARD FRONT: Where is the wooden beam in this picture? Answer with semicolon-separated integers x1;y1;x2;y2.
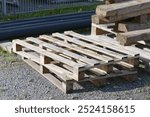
96;0;150;17
96;0;150;22
117;29;150;46
118;22;150;32
64;31;138;57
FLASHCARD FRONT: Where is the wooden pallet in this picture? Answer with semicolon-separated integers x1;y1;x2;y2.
13;31;138;93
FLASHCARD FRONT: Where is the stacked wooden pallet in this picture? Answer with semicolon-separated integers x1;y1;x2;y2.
92;0;150;34
13;31;139;93
91;0;150;71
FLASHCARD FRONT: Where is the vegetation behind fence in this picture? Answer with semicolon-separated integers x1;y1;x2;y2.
0;0;101;16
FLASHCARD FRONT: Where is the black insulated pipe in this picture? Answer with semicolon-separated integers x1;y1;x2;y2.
0;11;94;40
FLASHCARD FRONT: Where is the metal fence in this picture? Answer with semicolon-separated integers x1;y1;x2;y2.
0;0;100;16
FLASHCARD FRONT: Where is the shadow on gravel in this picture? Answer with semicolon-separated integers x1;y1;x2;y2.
73;69;150;94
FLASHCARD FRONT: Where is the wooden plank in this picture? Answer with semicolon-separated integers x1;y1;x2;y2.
117;29;150;46
39;35;114;62
91;25;109;35
118;22;150;32
26;37;100;66
87;35;139;56
96;0;150;17
15;51;40;64
92;23;117;35
13;39;85;68
125;46;150;61
53;33;126;60
44;64;73;79
107;8;150;22
64;31;138;57
83;70;137;82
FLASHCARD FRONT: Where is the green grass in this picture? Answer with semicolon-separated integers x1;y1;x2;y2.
0;86;8;92
0;47;17;63
0;4;103;22
0;47;7;54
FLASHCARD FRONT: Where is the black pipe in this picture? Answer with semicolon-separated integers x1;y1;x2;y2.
1;16;90;31
0;11;94;40
0;11;94;24
0;13;93;29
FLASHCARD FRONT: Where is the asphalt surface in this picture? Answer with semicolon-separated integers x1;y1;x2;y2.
0;53;150;100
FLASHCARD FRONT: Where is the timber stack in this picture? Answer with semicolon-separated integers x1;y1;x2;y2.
92;0;150;72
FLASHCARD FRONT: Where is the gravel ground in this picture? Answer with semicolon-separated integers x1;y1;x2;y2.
0;53;150;100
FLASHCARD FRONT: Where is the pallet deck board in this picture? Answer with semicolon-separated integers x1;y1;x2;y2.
13;39;85;68
26;37;100;66
39;35;114;62
65;31;139;57
53;33;127;60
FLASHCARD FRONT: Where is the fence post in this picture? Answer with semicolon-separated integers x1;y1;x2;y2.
2;0;7;15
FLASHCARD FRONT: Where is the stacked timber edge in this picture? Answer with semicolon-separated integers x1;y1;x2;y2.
13;31;139;93
92;0;150;35
91;0;150;72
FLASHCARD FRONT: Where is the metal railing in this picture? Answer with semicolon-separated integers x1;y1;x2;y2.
0;0;99;16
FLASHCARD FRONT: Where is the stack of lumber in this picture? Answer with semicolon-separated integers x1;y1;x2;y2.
95;0;150;22
13;31;139;93
92;0;150;35
91;0;150;71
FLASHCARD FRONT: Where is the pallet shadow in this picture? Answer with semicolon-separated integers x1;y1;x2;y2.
73;70;150;94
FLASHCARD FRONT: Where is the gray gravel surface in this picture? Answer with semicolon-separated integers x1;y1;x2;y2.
0;54;150;100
